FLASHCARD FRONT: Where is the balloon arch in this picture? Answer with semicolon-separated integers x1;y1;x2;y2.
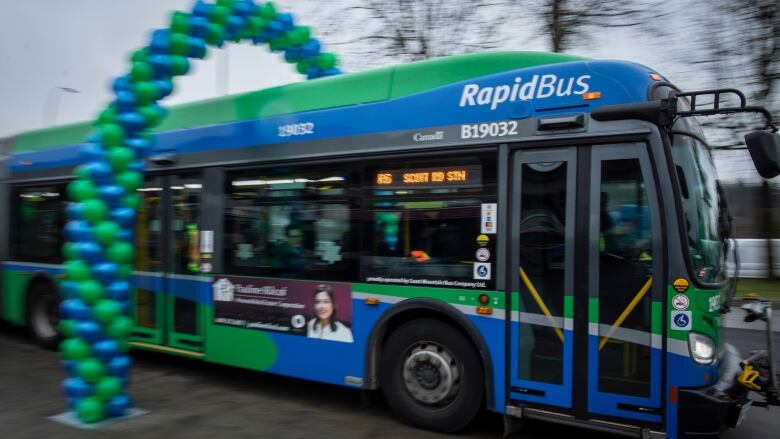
58;0;340;423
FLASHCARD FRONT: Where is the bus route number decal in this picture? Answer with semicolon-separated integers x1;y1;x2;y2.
278;122;315;137
461;121;518;140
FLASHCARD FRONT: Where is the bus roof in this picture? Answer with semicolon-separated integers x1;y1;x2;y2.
12;51;587;153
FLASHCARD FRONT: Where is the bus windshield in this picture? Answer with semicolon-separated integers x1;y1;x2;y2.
670;134;725;284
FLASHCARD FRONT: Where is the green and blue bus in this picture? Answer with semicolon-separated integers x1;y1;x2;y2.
1;51;778;438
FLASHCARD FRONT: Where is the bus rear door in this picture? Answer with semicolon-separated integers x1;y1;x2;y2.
131;174;208;354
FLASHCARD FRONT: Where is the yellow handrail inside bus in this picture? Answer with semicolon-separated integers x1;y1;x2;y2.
598;277;653;350
518;267;564;343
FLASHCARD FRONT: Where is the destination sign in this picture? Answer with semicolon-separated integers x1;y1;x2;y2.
374;165;481;188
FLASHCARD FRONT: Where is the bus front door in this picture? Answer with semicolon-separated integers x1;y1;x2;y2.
509;143;663;425
131;174;207;354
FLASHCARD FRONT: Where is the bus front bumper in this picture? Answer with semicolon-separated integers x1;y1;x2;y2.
678;343;752;438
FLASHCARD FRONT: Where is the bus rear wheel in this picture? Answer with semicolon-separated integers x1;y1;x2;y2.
27;282;61;350
380;318;484;433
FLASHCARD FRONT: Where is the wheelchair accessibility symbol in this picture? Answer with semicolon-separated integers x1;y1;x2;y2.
671;311;692;331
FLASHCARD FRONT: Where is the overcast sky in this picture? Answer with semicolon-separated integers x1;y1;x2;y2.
0;1;772;184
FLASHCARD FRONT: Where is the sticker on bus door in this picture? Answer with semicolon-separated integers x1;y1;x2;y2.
213;277;354;343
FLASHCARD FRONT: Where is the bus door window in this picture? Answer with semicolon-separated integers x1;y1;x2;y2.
170;179;202;335
596;158;653;398
135;185;163;330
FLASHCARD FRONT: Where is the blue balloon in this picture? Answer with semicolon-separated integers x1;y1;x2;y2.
189;16;210;38
128;160;146;174
125;137;152;158
112;75;133;94
79;143;106;162
117;300;130;316
117;228;134;243
62;360;79;375
76;321;103;343
87;131;103;144
92;262;119;284
186;36;207;59
148;55;172;77
65;220;93;242
276;12;294;31
93;340;120;362
234;0;255;16
61;299;92;321
108;356;132;377
78;241;104;264
117;111;146;132
264;21;285;39
322;68;342;77
306;67;323;80
115;91;137;112
63;377;93;398
66;202;85;221
110;207;136;228
284;48;302;62
149;29;171;55
300;39;321;58
106;281;131;301
60;281;80;300
152;79;173;98
67;397;83;410
98;184;125;207
225;15;246;37
192;0;213;18
86;160;113;185
107;394;131;417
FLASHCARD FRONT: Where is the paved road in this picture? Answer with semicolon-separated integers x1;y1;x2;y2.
0;322;777;439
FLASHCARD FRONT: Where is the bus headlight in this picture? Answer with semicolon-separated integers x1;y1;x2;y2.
688;333;715;365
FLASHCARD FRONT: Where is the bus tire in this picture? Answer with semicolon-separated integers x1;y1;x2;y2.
27;282;61;350
380;318;484;433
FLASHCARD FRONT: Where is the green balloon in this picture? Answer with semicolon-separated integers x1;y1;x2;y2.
269;36;290;52
130;48;148;64
66;260;91;281
107;146;135;171
206;23;226;45
296;59;311;75
246;16;267;34
59;320;78;338
170;32;189;56
107;316;134;339
138;105;165;127
115;171;143;192
93;299;121;325
100;124;125;148
107;242;135;264
94;221;120;246
118;264;133;279
98;107;117;125
95;377;123;401
317;52;338;70
131;62;153;82
134;81;158;106
79;280;104;305
216;0;236;7
118;339;131;353
78;358;105;383
63;242;79;261
170;55;190;76
258;2;277;20
122;194;141;210
83;199;108;224
286;27;307;47
67;180;98;202
210;5;231;25
76;396;106;423
73;165;90;180
60;338;92;360
170;11;191;34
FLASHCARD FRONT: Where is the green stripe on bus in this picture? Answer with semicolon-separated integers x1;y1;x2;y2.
564;295;574;320
652;300;662;335
353;282;504;310
11;52;586;153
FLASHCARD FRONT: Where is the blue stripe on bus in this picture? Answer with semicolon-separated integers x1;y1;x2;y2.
9;60;656;173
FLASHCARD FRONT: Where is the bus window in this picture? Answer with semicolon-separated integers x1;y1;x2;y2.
362;154;497;290
10;186;66;263
224;167;358;281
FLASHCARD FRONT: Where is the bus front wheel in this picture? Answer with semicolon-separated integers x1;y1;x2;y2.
380;318;484;433
27;282;61;350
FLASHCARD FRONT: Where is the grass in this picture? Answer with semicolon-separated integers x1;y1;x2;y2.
736;278;780;300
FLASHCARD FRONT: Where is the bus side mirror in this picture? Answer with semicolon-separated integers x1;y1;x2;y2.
745;131;780;179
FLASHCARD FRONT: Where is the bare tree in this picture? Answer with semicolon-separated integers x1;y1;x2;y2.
529;0;652;52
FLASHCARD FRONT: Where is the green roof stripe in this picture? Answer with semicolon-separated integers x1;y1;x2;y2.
12;51;586;153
